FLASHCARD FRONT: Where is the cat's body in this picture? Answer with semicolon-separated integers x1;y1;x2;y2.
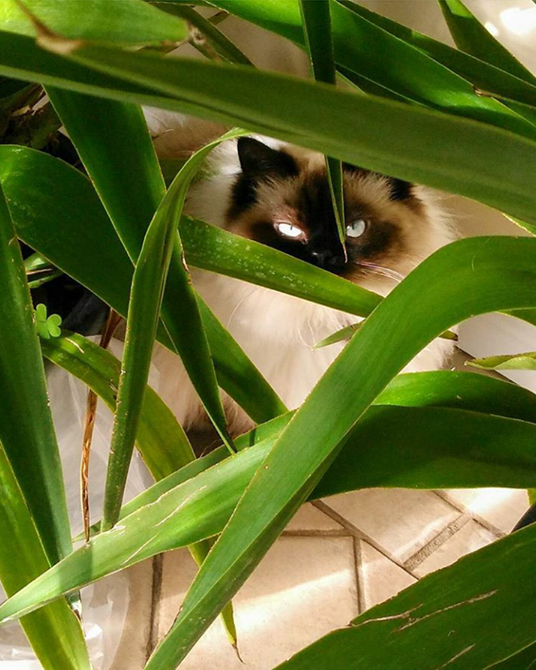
151;126;456;435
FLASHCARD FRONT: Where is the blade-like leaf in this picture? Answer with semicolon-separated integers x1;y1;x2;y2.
3;399;536;625
0;182;88;666
143;235;536;670
3;33;536;222
438;0;536;84
0;443;90;670
40;332;194;481
276;523;536;670
489;643;536;669
101;129;242;529
154;3;253;65
336;0;536;99
103;369;536;526
468;352;536;372
41;330;238;643
0;0;187;44
46;90;234;455
0;179;71;565
206;0;536;140
299;0;345;245
0;392;536;620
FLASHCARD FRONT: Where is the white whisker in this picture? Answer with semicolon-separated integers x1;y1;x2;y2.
353;260;405;283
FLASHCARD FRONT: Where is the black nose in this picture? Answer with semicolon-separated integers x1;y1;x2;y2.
311;249;346;269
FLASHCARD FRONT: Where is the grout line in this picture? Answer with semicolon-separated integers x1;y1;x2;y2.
313;500;418;579
403;513;470;572
311;500;347;529
145;553;164;662
353;537;365;615
433;490;506;538
281;528;350;537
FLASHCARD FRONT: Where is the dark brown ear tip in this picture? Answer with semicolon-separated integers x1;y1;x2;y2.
389;178;414;201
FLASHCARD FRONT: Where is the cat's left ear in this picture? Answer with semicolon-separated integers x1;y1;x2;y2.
237;137;298;179
387;177;414;201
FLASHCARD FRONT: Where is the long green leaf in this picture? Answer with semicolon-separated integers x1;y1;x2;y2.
206;0;536;140
99;369;536;527
101;129;241;529
40;332;194;481
143;235;536;670
46;90;234;455
41;330;238;644
0;443;90;670
489;643;536;669
4;399;536;624
438;0;536;84
62;44;536;224
0;180;71;565
0;0;187;44
299;0;345;244
276;523;536;670
154;3;253;66
336;0;536;100
3;33;536;223
468;352;536;372
0;182;88;666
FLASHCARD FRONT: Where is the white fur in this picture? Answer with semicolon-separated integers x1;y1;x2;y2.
152;137;457;434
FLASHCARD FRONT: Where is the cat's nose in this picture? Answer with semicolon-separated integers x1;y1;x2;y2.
311;250;346;269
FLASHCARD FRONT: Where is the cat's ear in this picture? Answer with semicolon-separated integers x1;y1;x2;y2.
387;177;414;201
237;137;298;179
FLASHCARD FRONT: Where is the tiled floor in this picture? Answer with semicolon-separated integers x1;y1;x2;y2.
110;488;528;670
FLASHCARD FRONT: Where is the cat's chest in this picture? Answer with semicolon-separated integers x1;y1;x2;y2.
193;271;345;408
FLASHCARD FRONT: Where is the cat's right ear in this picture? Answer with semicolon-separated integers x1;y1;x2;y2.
237;137;298;179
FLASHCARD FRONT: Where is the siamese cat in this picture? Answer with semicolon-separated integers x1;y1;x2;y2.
152;131;456;435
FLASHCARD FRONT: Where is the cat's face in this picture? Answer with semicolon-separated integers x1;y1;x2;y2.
225;137;444;285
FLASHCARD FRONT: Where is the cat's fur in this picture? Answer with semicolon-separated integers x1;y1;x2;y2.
152;129;456;435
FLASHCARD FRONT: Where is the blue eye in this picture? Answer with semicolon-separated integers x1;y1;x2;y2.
346;219;367;238
274;222;306;240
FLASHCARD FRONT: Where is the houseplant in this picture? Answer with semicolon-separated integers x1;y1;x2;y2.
0;0;536;668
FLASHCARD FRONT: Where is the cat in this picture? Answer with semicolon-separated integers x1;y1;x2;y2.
151;130;457;436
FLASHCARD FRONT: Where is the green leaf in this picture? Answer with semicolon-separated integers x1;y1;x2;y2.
3;33;536;222
61;43;536;224
336;0;536;102
0;182;89;667
0;180;71;566
489;642;536;669
0;0;187;44
314;322;362;348
438;0;536;85
143;235;536;670
46;91;251;446
154;2;253;65
468;352;536;371
299;0;345;246
103;369;536;528
101;129;242;530
41;330;239;641
276;523;536;670
3;389;536;625
207;0;536;141
40;331;194;481
0;443;90;670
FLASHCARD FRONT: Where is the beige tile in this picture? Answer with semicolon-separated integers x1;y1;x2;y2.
414;520;497;578
284;502;343;532
324;489;459;562
444;488;529;533
359;541;416;611
109;559;155;670
156;537;357;669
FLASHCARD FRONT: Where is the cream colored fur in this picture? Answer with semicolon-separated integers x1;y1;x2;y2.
149;124;457;435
